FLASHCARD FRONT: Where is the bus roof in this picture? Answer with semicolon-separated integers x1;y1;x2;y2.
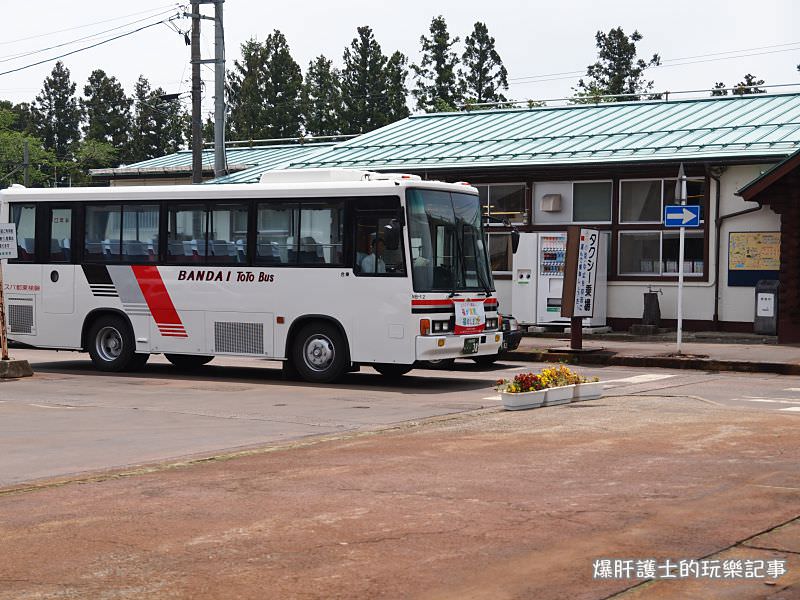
0;174;478;203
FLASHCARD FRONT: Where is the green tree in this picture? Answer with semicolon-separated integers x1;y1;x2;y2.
0;101;33;134
459;21;508;105
711;82;728;96
0;107;56;187
303;55;343;137
129;76;189;163
384;51;411;123
411;16;461;112
30;61;83;159
340;26;390;134
573;28;661;103
227;31;304;140
733;74;766;95
81;69;132;163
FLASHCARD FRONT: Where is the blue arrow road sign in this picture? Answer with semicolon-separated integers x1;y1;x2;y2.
664;205;701;228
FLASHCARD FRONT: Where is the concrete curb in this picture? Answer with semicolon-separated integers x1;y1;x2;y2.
503;349;800;375
0;359;33;379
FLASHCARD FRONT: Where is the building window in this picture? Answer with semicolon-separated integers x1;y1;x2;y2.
475;183;526;224
487;232;512;272
85;205;123;262
620;180;662;223
618;230;705;277
573;181;612;223
620;178;706;223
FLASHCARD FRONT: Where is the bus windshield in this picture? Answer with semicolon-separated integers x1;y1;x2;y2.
407;188;494;293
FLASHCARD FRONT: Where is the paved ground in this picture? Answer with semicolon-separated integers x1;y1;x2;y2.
1;349;799;599
3;348;800;487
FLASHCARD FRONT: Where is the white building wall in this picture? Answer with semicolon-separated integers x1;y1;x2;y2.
501;165;780;326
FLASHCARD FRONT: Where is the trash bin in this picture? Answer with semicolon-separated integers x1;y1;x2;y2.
754;280;779;335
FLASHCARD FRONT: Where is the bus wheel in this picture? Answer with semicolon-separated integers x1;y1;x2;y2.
165;354;213;369
293;322;348;383
88;315;148;372
373;363;413;377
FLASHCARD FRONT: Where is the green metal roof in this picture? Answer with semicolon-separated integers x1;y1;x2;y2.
128;142;334;172
288;93;800;171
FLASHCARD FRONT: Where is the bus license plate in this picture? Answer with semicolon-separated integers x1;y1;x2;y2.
463;338;479;354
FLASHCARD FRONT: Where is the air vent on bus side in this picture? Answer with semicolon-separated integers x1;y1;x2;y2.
8;303;34;334
214;322;265;355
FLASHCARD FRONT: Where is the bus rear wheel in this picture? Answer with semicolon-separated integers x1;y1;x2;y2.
165;354;213;369
87;315;148;372
373;363;413;377
292;322;349;383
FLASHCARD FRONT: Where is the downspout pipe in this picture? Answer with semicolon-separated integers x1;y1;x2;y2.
711;167;762;328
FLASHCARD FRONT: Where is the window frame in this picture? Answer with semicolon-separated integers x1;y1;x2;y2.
476;182;528;224
617;229;706;278
8;202;38;264
352;207;407;277
81;201;162;265
571;179;613;225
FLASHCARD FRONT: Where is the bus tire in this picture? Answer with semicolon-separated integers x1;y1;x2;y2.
87;315;148;372
164;354;213;369
373;363;414;377
292;322;349;383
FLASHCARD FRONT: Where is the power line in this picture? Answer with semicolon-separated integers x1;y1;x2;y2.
0;7;182;64
509;41;800;85
0;4;181;46
0;16;183;78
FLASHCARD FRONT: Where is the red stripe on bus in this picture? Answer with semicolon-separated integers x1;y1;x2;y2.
132;266;187;335
411;298;497;307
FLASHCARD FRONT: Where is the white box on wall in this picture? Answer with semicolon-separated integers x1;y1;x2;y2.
540;193;562;212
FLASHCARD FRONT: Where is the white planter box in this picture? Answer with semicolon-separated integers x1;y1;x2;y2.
544;384;575;406
573;381;604;401
501;389;546;411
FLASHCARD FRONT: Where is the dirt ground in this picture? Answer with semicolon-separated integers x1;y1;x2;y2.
1;395;798;599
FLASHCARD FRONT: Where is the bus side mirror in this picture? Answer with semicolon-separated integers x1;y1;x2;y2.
384;219;402;251
511;229;520;254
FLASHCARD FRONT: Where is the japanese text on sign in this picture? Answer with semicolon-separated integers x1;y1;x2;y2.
453;299;486;335
574;228;599;317
0;224;17;260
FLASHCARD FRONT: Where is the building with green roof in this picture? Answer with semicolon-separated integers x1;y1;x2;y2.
281;93;799;336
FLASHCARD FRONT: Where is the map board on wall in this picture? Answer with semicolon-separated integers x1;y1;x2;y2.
728;231;780;286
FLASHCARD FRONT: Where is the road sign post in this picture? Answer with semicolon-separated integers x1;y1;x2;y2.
664;164;702;354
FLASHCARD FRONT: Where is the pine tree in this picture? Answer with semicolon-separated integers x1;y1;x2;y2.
81;69;132;163
31;61;83;159
303;55;343;137
411;16;461;112
227;39;268;140
573;28;661;103
264;31;304;138
129;76;160;162
0;101;33;134
340;26;389;134
459;22;508;106
385;51;411;123
227;32;303;141
153;91;189;155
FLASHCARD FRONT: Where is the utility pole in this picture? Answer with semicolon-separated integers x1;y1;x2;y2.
213;0;226;178
190;1;202;184
22;141;30;187
189;0;226;183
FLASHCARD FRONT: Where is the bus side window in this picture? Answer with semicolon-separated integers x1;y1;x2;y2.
49;207;72;263
85;205;122;262
10;204;36;263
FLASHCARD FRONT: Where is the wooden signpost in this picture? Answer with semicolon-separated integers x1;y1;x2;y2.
561;226;601;351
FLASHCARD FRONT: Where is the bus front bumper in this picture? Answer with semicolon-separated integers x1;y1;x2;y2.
415;332;503;361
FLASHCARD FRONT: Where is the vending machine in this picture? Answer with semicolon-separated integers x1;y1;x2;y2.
510;233;538;326
537;233;568;325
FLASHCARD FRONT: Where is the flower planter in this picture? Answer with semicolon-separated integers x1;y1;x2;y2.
501;389;547;411
544;384;575;406
573;381;604;401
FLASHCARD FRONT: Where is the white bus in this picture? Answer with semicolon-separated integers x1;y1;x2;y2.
1;170;502;382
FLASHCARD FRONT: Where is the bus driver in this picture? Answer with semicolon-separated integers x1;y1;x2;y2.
360;237;386;273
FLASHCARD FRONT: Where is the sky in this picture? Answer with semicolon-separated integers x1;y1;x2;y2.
1;0;799;119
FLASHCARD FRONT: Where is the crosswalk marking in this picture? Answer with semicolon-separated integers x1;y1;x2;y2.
784;388;800;393
740;397;800;405
603;374;676;385
780;407;800;412
483;395;501;401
